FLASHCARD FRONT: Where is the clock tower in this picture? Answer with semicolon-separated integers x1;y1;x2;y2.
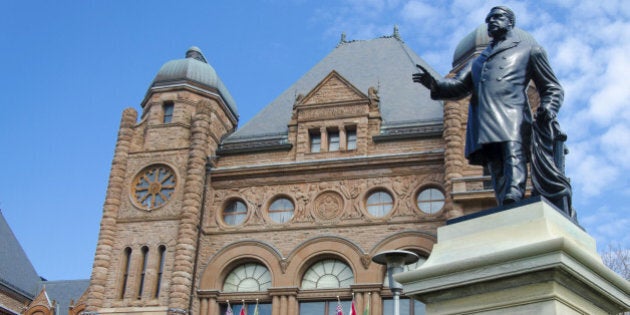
85;47;238;315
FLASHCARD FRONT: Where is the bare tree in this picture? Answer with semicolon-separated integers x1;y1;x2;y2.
600;243;630;280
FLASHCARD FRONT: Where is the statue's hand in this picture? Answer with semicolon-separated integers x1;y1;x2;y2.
413;64;437;91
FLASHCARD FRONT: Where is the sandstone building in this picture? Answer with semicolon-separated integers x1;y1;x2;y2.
3;26;541;315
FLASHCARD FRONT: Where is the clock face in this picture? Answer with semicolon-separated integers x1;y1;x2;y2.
132;164;176;210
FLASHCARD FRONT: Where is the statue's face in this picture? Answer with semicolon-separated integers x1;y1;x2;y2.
486;9;513;38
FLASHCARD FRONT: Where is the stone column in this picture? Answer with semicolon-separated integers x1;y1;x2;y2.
168;101;213;311
340;125;347;150
288;295;298;315
272;296;280;315
199;298;208;315
371;291;381;315
442;99;466;219
86;108;137;311
320;127;328;152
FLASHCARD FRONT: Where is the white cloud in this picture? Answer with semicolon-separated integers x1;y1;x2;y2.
581;205;630;249
311;0;629;248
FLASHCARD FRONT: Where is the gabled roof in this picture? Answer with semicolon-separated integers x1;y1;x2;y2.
223;34;443;145
0;209;41;299
37;279;90;313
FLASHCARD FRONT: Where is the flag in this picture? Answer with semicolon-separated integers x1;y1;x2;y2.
363;296;370;315
349;299;357;315
253;300;259;315
336;301;344;315
225;300;233;315
240;300;247;315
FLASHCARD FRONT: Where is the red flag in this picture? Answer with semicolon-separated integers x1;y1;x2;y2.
349;300;357;315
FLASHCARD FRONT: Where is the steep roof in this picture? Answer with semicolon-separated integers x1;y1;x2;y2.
223;33;443;144
38;280;90;313
0;209;41;299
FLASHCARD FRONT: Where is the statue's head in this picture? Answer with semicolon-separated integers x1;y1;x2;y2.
485;6;515;38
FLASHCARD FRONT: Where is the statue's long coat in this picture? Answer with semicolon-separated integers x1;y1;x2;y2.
431;31;564;165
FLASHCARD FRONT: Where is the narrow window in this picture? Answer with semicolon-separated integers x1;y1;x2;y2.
328;130;340;151
120;247;132;299
155;245;166;298
310;130;321;153
163;102;174;123
138;246;149;299
346;128;357;150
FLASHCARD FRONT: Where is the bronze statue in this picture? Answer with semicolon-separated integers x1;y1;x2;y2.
414;6;574;218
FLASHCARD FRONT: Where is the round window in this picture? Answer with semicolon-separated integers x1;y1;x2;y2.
223;200;248;226
366;190;393;217
417;188;445;214
268;198;294;223
131;164;176;210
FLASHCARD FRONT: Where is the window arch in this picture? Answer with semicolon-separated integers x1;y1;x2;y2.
301;259;354;289
223;262;272;292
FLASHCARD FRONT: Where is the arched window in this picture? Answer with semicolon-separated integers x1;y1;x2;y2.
155;245;166;298
120;247;132;299
366;190;393;217
301;259;354;289
223;262;272;292
138;246;149;299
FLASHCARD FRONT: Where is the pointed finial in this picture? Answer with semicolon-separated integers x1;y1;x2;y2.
393;25;401;40
186;46;208;63
338;32;347;47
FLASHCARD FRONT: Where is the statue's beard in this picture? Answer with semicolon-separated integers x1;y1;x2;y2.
488;25;509;40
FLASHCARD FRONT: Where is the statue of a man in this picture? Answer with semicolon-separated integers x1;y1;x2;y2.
413;6;564;206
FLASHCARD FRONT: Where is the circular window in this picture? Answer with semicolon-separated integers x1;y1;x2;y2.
223;200;248;226
268;198;294;223
417;188;445;214
366;190;393;217
301;259;354;289
131;164;176;210
223;262;272;292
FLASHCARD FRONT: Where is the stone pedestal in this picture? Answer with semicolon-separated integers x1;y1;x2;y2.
395;199;630;314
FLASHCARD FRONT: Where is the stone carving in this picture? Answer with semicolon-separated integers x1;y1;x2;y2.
360;253;372;269
313;191;345;221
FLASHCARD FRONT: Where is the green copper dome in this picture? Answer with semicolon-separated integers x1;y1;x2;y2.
452;24;538;68
150;46;238;118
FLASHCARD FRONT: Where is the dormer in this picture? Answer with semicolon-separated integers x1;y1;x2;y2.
289;71;381;160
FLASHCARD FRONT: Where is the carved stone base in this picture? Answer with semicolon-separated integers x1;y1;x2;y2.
395;199;630;314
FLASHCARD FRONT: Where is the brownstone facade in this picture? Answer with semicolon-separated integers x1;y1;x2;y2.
83;31;541;314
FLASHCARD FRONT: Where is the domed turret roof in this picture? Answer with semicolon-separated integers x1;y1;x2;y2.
452;24;538;68
149;46;238;118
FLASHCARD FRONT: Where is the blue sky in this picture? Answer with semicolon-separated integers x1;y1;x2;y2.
0;1;628;281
